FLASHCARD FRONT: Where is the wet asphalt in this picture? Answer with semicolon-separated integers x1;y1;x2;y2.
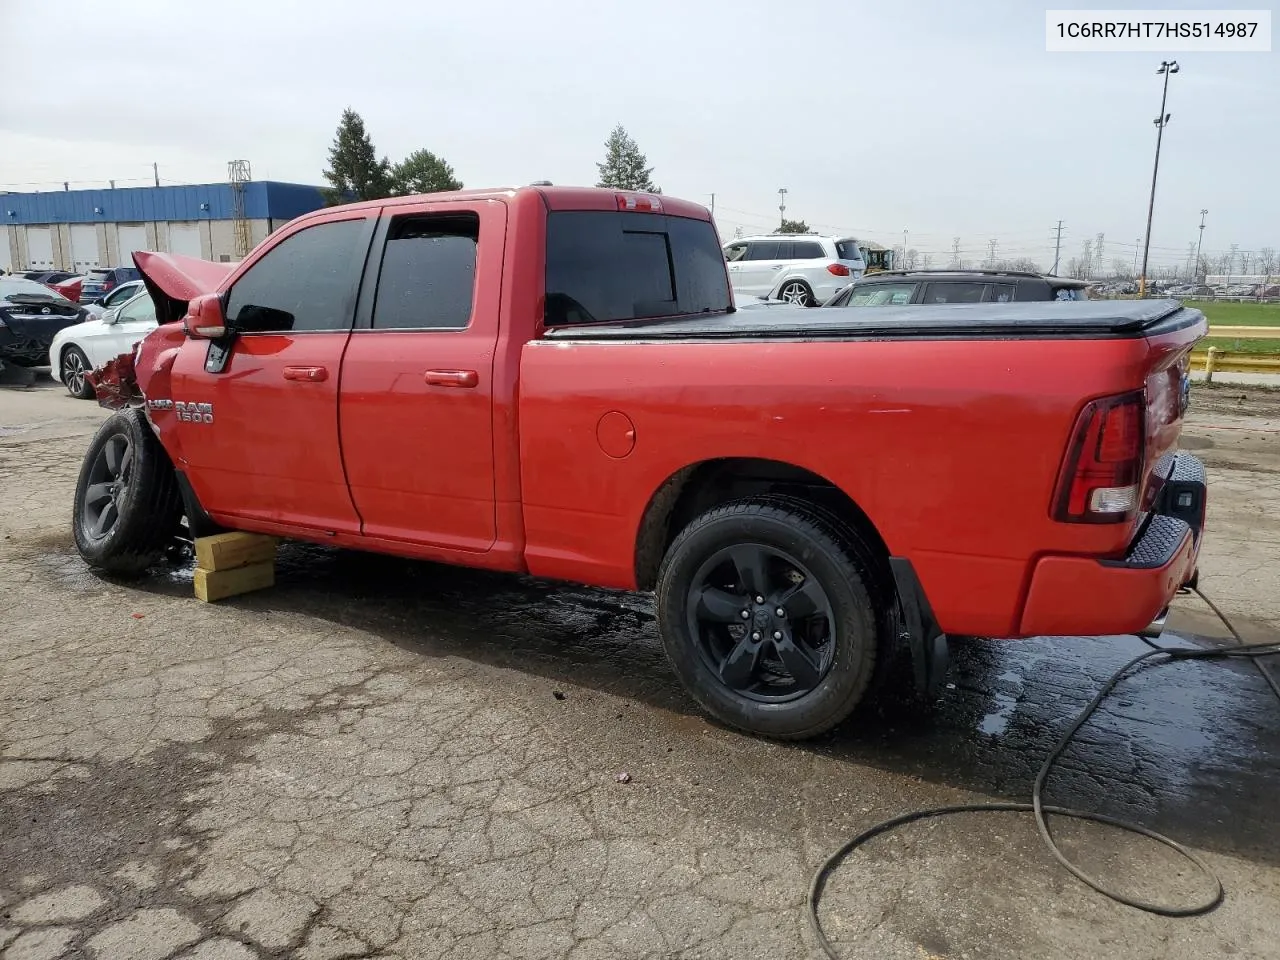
68;538;1280;873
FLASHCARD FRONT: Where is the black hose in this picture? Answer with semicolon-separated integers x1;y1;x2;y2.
807;588;1280;959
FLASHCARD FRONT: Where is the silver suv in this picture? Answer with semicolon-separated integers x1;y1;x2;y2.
723;235;867;306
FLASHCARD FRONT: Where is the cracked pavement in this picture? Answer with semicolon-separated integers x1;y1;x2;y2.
2;375;1279;959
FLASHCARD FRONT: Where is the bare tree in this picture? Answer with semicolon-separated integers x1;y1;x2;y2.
921;253;934;270
1259;247;1276;279
1067;257;1087;279
1240;252;1253;275
1112;258;1134;279
904;248;919;270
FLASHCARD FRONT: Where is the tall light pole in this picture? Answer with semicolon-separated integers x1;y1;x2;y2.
1139;60;1179;297
777;188;787;230
1194;208;1208;282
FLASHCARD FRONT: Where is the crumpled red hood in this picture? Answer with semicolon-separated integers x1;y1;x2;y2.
132;250;235;302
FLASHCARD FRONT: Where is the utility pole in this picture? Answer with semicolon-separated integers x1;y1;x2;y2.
951;237;961;269
777;188;787;230
1194;209;1208;281
1140;60;1180;297
153;162;160;187
1051;220;1064;274
1095;233;1105;276
987;238;998;266
1133;238;1141;276
1082;239;1093;279
1185;242;1196;279
903;228;909;266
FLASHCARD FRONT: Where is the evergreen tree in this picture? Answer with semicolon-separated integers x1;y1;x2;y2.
774;219;810;234
595;124;658;192
391;149;463;196
322;108;393;204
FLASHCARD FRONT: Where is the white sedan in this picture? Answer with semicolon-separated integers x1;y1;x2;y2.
82;279;146;319
49;290;157;399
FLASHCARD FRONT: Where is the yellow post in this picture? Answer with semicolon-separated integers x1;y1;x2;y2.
1204;346;1218;384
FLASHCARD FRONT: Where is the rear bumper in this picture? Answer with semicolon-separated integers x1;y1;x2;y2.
1018;453;1206;636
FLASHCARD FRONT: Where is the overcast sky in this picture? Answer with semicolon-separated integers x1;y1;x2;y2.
1;0;1276;270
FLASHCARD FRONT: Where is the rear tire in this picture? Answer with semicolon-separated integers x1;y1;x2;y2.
61;345;95;400
778;280;815;306
656;497;883;740
73;408;182;577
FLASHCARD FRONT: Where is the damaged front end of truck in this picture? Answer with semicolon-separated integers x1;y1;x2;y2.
85;251;235;411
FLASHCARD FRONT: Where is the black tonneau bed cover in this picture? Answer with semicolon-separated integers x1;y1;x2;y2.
544;299;1205;341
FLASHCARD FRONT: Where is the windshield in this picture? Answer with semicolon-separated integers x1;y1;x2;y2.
0;278;67;302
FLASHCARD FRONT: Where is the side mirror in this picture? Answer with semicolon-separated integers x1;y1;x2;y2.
100;311;119;326
184;293;228;339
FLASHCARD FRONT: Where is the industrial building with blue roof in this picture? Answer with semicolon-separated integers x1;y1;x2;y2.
1;181;328;274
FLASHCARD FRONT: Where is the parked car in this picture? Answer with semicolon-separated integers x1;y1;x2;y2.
0;277;89;368
82;279;147;319
79;266;143;303
23;270;80;286
52;275;84;302
50;290;157;399
822;270;1092;307
723;235;866;306
75;186;1206;741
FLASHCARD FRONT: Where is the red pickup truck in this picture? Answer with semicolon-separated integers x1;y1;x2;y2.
74;185;1207;740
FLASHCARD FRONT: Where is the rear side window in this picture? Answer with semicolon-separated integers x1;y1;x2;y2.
848;282;917;306
1053;286;1088;301
988;283;1016;303
373;214;478;329
924;282;985;304
545;211;731;326
744;240;781;261
792;241;825;259
226;219;366;333
835;240;864;262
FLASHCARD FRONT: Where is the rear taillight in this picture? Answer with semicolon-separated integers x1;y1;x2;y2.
1053;390;1145;523
827;263;851;276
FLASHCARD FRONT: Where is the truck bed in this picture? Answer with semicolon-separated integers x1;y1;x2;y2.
542;298;1202;341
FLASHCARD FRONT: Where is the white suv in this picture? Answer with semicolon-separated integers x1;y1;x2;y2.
723;235;867;306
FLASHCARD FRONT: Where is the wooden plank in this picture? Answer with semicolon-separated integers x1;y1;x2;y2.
194;532;277;572
194;561;275;603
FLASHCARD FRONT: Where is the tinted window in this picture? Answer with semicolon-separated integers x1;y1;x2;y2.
848;282;917;306
226;219;366;333
545;211;730;326
1053;286;1088;301
373;215;478;330
988;283;1016;303
924;282;985;304
835;240;865;262
745;240;781;261
724;243;748;262
792;241;825;259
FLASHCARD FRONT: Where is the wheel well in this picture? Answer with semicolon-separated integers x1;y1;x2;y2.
634;458;892;592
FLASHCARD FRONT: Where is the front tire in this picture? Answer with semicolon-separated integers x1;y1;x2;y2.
656;498;882;740
73;409;182;577
61;345;95;400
